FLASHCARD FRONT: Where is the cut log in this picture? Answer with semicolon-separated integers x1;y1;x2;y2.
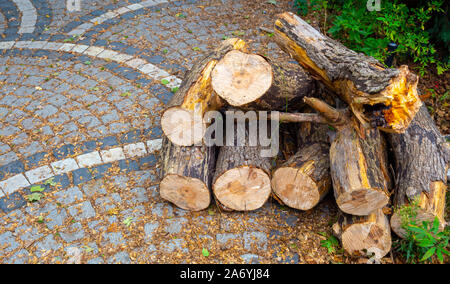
159;136;216;211
212;123;272;211
211;49;316;111
272;123;332;210
333;209;392;259
304;97;392;216
274;12;422;133
161;38;247;146
388;105;449;237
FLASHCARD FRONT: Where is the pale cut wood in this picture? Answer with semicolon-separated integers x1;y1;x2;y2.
274;12;422;133
388;105;449;237
333;209;392;259
272;123;331;210
212;123;272;211
304;97;392;216
161;38;247;146
211;50;316;111
159;136;216;211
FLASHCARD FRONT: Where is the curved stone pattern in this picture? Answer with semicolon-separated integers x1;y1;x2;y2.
13;0;37;34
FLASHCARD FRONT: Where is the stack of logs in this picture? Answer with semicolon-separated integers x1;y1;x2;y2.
158;12;449;260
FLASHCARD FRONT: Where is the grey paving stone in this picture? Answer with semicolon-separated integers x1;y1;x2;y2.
81;179;107;197
35;105;58;118
160;238;188;253
243;232;268;251
68;201;96;220
87;257;105;264
0;231;20;253
144;222;159;242
34;235;62;258
60;222;85;243
4;249;31;264
108;251;131;264
46;207;68;230
217;233;242;249
165;217;188;234
240;253;260;264
54;186;84;205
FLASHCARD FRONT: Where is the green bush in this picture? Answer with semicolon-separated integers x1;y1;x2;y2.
294;0;449;76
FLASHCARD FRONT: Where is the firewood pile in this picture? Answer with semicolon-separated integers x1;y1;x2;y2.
158;12;449;260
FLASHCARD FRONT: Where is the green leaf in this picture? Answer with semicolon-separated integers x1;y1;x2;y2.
420;247;436;262
163;49;168;54
123;217;133;227
30;185;44;192
44;178;57;186
267;0;277;5
192;47;201;51
202;248;210;257
161;79;170;85
120;91;131;97
84;61;92;65
171;87;179;93
27;193;43;202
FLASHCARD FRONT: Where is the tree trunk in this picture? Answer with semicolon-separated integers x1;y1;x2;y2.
388;105;449;237
211;49;316;111
274;12;422;133
333;209;392;259
272;123;332;210
159;136;216;211
304;97;392;216
212;123;273;211
161;38;247;146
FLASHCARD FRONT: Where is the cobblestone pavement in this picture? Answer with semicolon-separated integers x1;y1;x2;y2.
0;0;339;264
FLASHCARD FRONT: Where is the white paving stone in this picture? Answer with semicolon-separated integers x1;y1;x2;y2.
76;151;103;168
0;41;15;49
0;174;30;195
68;22;94;36
97;49;119;60
28;41;47;49
58;43;76;52
138;63;161;76
126;58;147;69
43;42;64;50
115;7;131;14
110;53;133;63
83;46;105;56
164;76;182;89
147;139;162;153
25;166;54;184
100;147;126;163
123;143;147;158
140;0;158;6
72;44;89;54
127;3;144;10
51;158;79;175
14;41;32;48
13;0;37;34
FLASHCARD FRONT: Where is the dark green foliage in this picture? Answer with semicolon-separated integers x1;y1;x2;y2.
394;217;449;263
293;0;449;75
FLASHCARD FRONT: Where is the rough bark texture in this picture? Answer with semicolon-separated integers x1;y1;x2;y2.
274;12;422;133
388;105;449;237
161;38;247;146
333;209;392;259
272;123;332;210
331;123;392;216
159;136;216;211
212;124;273;211
211;50;316;111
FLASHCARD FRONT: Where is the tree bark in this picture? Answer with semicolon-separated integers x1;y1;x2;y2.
211;50;316;111
274;12;422;133
212;123;273;211
159;136;216;211
388;105;449;237
304;97;392;216
333;209;392;259
161;38;247;146
272;123;332;210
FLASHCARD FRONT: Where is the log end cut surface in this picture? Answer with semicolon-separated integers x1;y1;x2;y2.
160;174;211;211
336;188;390;216
272;167;321;210
211;50;273;106
161;107;205;146
341;219;392;259
213;166;271;211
